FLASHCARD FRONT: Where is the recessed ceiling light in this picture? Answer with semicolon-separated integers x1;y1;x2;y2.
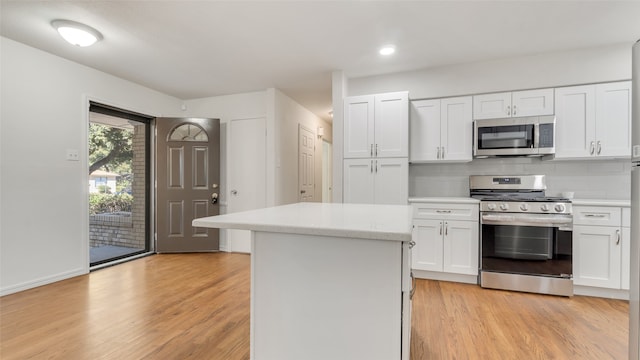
379;45;396;56
51;20;103;47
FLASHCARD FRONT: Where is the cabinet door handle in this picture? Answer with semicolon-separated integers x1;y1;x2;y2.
442;147;445;159
370;144;374;157
437;147;441;159
445;222;448;236
513;105;517;116
370;160;373;173
597;141;602;155
584;214;606;218
439;222;443;235
616;229;621;245
590;141;595;155
375;144;379;157
375;160;378;173
506;105;511;116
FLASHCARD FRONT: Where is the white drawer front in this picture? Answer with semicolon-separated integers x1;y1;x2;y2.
573;206;621;227
413;203;479;221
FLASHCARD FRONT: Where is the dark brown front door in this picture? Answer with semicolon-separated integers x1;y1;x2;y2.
156;117;220;252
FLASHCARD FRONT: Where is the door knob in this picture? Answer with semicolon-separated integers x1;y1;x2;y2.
211;193;219;205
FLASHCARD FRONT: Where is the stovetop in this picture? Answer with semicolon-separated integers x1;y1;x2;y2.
474;196;572;214
472;195;571;203
469;175;573;214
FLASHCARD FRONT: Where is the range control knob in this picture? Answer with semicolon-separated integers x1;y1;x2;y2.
554;204;566;213
520;203;529;211
541;204;550;212
487;203;497;211
499;203;509;211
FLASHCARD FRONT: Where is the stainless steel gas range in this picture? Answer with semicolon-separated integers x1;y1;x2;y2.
470;175;573;296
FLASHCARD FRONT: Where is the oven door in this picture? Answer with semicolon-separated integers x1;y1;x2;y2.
480;212;572;278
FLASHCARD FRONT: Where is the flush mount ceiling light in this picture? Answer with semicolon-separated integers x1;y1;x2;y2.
51;20;103;47
379;45;396;56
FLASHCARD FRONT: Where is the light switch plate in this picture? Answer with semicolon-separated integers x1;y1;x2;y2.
66;149;80;161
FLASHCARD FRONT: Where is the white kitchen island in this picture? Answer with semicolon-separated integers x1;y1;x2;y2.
192;202;413;360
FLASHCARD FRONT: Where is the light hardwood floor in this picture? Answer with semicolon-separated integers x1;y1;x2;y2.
0;253;629;359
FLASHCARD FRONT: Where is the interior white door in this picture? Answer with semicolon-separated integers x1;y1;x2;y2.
227;117;267;253
322;140;332;203
298;125;315;202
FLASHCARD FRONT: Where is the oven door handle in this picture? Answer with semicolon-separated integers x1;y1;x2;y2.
481;213;573;228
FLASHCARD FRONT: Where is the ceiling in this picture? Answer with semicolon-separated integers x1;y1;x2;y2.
2;1;640;122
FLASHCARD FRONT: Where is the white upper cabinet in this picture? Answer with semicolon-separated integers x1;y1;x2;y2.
344;91;408;159
554;85;596;158
595;82;632;158
344;95;375;159
472;92;511;119
473;89;554;120
410;96;472;163
375;92;409;158
410;99;440;161
555;81;631;160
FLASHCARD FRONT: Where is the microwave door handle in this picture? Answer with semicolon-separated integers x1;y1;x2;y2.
534;123;540;150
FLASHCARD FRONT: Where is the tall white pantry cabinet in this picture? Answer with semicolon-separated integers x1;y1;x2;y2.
343;91;409;204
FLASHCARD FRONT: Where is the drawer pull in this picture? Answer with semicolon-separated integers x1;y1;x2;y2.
584;214;607;218
436;210;452;214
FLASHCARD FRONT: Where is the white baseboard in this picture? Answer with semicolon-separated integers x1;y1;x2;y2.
573;285;629;300
1;267;87;296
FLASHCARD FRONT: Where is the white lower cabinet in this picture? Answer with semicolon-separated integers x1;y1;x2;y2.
573;205;629;292
343;158;408;205
573;225;622;288
411;202;479;280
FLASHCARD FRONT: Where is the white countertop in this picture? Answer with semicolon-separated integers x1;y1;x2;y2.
408;197;480;204
571;199;631;207
192;202;413;242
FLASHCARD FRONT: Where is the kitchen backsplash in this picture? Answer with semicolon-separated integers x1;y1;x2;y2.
410;158;631;200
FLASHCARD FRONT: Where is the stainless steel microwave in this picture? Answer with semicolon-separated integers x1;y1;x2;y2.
473;115;556;157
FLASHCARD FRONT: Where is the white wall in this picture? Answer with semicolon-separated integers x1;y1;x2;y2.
340;43;634;201
271;89;332;205
182;91;268;252
348;43;631;99
0;37;183;295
